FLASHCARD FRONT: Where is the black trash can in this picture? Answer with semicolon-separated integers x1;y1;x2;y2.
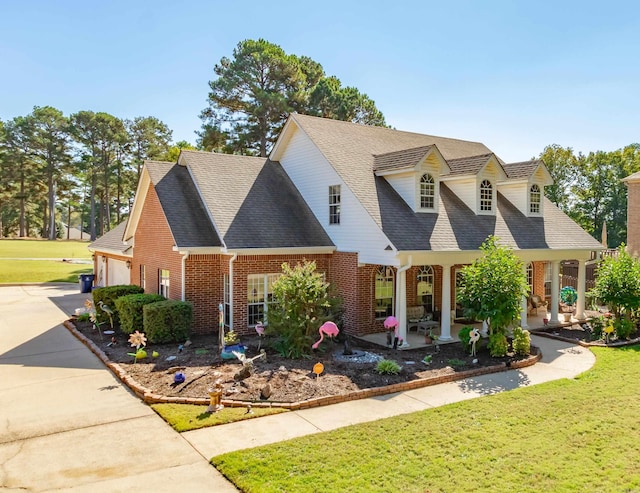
79;273;95;293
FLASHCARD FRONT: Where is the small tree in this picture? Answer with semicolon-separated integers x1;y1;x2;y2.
267;260;341;358
589;245;640;321
457;236;529;338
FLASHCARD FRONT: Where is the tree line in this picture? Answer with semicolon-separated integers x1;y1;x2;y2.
1;38;638;247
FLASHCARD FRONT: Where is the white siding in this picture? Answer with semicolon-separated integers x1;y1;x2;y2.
445;179;476;212
499;183;527;215
386;172;415;209
280;129;397;265
107;259;130;286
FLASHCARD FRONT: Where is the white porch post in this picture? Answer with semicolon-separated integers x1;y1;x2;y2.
576;259;586;320
551;260;560;323
520;262;529;329
395;267;408;346
440;265;452;341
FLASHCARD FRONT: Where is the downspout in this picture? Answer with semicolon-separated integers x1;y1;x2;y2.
395;255;412;347
228;252;238;331
181;251;190;302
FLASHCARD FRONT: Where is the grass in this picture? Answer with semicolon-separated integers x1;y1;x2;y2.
0;239;92;283
212;345;640;492
0;239;91;259
151;403;289;432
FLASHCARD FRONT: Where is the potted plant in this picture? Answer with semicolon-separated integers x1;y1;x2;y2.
424;330;438;345
221;330;245;360
560;286;578;322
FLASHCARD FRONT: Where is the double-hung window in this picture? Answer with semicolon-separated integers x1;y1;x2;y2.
480;180;493;212
329;185;341;224
247;274;279;326
159;269;170;298
375;266;394;318
420;174;435;209
530;184;541;214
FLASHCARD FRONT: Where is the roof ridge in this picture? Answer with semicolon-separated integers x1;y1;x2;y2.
372;144;433;158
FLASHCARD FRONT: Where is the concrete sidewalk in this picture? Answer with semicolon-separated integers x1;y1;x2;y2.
0;285;236;492
182;334;595;459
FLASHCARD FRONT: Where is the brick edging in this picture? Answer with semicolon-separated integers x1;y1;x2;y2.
64;320;541;411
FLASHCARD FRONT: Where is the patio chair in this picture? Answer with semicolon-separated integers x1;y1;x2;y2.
528;295;548;315
407;306;439;335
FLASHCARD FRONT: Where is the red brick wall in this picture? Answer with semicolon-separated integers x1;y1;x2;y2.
327;252;359;334
184;254;224;334
131;185;183;301
532;261;546;301
628;181;640;257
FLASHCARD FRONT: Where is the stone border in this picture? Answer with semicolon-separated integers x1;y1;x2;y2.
64;320;541;411
531;328;640;348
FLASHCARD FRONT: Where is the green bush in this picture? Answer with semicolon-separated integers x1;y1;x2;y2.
590;316;606;341
488;333;509;357
447;358;466;368
458;326;474;353
375;359;401;375
92;285;144;325
614;317;636;340
143;300;193;343
115;293;165;334
512;326;531;356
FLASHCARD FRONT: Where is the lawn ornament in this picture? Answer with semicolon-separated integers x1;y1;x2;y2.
312;321;340;349
97;301;114;329
174;371;186;384
604;323;614;344
384;316;404;349
255;321;265;351
206;380;224;413
469;328;481;356
313;362;324;380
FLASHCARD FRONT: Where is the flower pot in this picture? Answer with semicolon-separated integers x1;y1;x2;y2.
221;344;245;360
562;313;572;323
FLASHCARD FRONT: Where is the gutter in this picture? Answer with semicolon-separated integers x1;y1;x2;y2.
181;251;190;302
228;252;238;331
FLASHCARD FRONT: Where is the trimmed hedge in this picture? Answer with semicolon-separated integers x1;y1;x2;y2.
143;300;193;343
92;285;144;326
115;293;166;334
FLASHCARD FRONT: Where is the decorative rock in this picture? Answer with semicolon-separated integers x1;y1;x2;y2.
260;383;272;400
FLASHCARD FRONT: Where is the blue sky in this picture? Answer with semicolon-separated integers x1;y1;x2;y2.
1;0;638;163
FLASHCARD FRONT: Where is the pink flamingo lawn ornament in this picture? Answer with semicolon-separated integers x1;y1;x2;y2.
384;316;400;348
312;321;340;350
255;321;265;351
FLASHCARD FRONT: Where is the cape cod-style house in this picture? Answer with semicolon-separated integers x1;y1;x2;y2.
90;114;603;344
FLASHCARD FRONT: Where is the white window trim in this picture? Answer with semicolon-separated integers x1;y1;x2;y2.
529;183;543;216
418;173;437;212
159;269;170;298
478;179;495;215
329;184;341;225
375;266;395;319
247;273;280;326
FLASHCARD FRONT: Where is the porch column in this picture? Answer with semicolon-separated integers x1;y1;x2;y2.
520;262;529;329
550;260;560;323
576;259;586;320
439;265;452;341
395;267;408;347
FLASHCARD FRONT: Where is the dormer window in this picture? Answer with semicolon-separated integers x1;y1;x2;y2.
420;174;435;209
530;184;541;214
480;180;493;211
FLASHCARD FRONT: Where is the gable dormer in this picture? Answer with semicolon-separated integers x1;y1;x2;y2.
442;153;507;215
499;159;553;217
374;145;450;213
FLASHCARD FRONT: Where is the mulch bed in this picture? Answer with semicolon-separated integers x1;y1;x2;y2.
533;322;640;347
65;318;540;408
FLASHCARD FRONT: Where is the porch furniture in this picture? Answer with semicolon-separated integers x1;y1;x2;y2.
528;295;548;315
407;306;439;335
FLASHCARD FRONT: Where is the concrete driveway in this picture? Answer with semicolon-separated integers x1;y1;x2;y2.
0;284;236;492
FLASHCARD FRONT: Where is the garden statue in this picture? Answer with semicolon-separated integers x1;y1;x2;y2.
469;328;481;356
206;380;224;413
312;321;340;349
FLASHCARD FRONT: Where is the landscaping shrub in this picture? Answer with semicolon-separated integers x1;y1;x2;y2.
614;317;635;340
143;300;193;343
458;326;473;353
92;285;144;325
589;316;606;341
488;333;508;357
115;293;165;334
375;359;401;375
512;326;531;356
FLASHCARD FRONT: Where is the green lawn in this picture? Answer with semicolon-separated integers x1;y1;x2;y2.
0;239;91;259
212;346;640;493
0;239;92;283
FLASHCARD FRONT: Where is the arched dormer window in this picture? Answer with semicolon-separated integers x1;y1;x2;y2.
480;180;493;212
530;184;541;214
420;174;435;209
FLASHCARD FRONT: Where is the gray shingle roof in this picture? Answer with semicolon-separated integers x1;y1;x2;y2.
88;221;131;254
503;159;542;179
447;153;495;175
179;151;333;249
375;180;603;251
373;146;433;172
146;159;223;249
291;113;493;228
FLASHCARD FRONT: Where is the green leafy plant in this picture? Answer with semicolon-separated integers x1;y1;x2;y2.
76;312;91;322
447;358;466;368
223;330;239;346
375;359;401;375
512;326;531;356
114;293;165;334
422;355;432;365
589;315;606;341
457;236;529;337
143;300;193;343
92;284;144;325
488;333;509;357
614;317;635;340
458;326;474;353
266;260;342;359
